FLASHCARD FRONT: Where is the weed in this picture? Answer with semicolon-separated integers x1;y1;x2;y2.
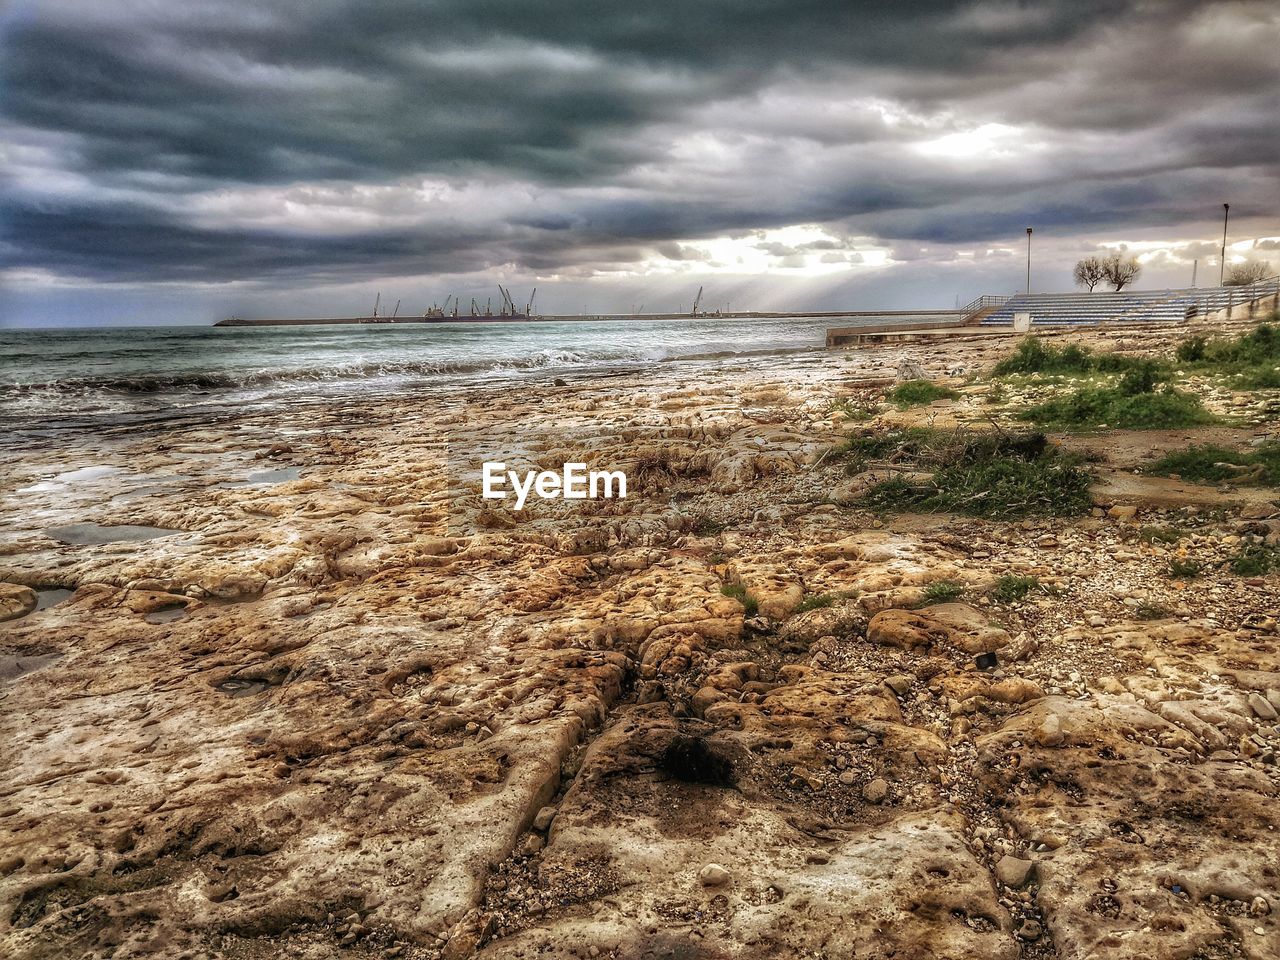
887;380;960;409
1229;543;1280;576
1175;322;1280;388
1147;442;1280;487
859;428;1093;519
1138;525;1183;544
919;580;964;605
691;515;727;536
1133;602;1171;621
1165;557;1203;580
794;592;837;613
992;574;1040;603
1017;384;1213;430
721;583;758;616
830;395;879;421
993;337;1161;378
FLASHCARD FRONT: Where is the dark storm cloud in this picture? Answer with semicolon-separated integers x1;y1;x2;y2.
0;0;1277;288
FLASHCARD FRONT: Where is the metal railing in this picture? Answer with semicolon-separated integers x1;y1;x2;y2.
1184;275;1280;320
959;295;1011;322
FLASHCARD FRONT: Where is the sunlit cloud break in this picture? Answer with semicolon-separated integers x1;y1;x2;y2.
0;0;1277;324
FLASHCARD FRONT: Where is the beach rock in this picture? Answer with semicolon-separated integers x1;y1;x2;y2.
0;583;37;622
868;603;1009;654
779;600;866;643
885;674;913;696
699;863;731;887
862;778;890;804
995;855;1035;888
1036;713;1065;747
1248;693;1278;721
532;805;557;831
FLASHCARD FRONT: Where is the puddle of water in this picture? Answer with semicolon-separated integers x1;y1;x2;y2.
145;606;187;624
36;588;74;610
248;466;302;484
0;653;63;683
216;679;268;697
288;600;332;621
18;465;122;493
216;466;304;489
43;524;186;545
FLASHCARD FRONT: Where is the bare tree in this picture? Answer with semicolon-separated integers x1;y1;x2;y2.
1101;252;1141;291
1072;256;1106;291
1223;260;1273;287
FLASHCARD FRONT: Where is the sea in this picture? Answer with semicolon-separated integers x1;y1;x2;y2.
0;314;945;431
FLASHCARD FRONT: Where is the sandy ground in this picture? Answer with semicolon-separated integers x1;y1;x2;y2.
0;321;1277;960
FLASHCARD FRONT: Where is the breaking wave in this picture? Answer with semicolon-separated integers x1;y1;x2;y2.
1;343;809;397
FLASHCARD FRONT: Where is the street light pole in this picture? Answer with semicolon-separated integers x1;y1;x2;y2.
1220;203;1230;286
1025;227;1033;294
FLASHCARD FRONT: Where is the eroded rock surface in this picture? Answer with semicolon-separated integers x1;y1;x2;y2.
1;329;1277;960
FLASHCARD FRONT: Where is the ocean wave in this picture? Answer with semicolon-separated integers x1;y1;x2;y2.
0;339;824;401
0;347;669;395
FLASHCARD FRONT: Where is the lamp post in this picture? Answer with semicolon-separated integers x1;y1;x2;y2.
1025;227;1033;294
1219;203;1230;286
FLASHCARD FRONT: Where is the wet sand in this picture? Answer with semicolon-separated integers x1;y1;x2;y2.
0;322;1277;960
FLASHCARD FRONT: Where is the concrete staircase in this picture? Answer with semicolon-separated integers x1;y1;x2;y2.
979;278;1280;327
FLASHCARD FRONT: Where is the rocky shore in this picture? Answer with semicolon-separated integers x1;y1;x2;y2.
1;319;1278;960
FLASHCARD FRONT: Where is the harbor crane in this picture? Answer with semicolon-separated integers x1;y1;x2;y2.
526;288;536;316
690;286;704;318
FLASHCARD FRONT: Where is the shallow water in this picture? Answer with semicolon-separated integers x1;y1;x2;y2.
35;588;74;610
0;315;943;429
43;523;186;545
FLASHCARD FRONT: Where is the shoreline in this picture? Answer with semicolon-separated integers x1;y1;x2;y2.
1;317;1278;960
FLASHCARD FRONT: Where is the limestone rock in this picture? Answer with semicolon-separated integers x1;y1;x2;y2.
868;603;1010;654
0;583;37;622
995;855;1035;888
699;863;731;886
863;777;890;804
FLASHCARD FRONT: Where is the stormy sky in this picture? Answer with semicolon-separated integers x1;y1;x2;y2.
1;0;1278;325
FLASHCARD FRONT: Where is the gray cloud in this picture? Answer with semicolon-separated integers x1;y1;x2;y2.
0;0;1277;308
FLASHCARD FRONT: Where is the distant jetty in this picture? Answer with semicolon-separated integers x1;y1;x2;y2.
214;309;965;328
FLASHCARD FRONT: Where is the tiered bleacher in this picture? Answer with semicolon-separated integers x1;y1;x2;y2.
978;277;1280;326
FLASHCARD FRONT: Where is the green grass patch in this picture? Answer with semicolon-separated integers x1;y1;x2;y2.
1017;384;1213;430
859;429;1093;519
887;379;960;409
829;395;879;422
1165;557;1203;580
992;574;1041;603
1176;321;1280;389
919;580;964;605
1137;524;1184;544
993;337;1165;378
691;515;727;536
721;583;758;616
1229;543;1280;576
1134;601;1171;621
794;592;837;613
1147;442;1280;487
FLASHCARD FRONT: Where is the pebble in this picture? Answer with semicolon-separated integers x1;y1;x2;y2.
862;778;889;804
995;855;1036;888
1036;713;1064;748
699;863;731;887
885;674;913;696
533;805;557;831
1015;918;1042;940
1247;693;1278;721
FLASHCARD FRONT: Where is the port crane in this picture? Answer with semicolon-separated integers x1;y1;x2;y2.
690;286;704;318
